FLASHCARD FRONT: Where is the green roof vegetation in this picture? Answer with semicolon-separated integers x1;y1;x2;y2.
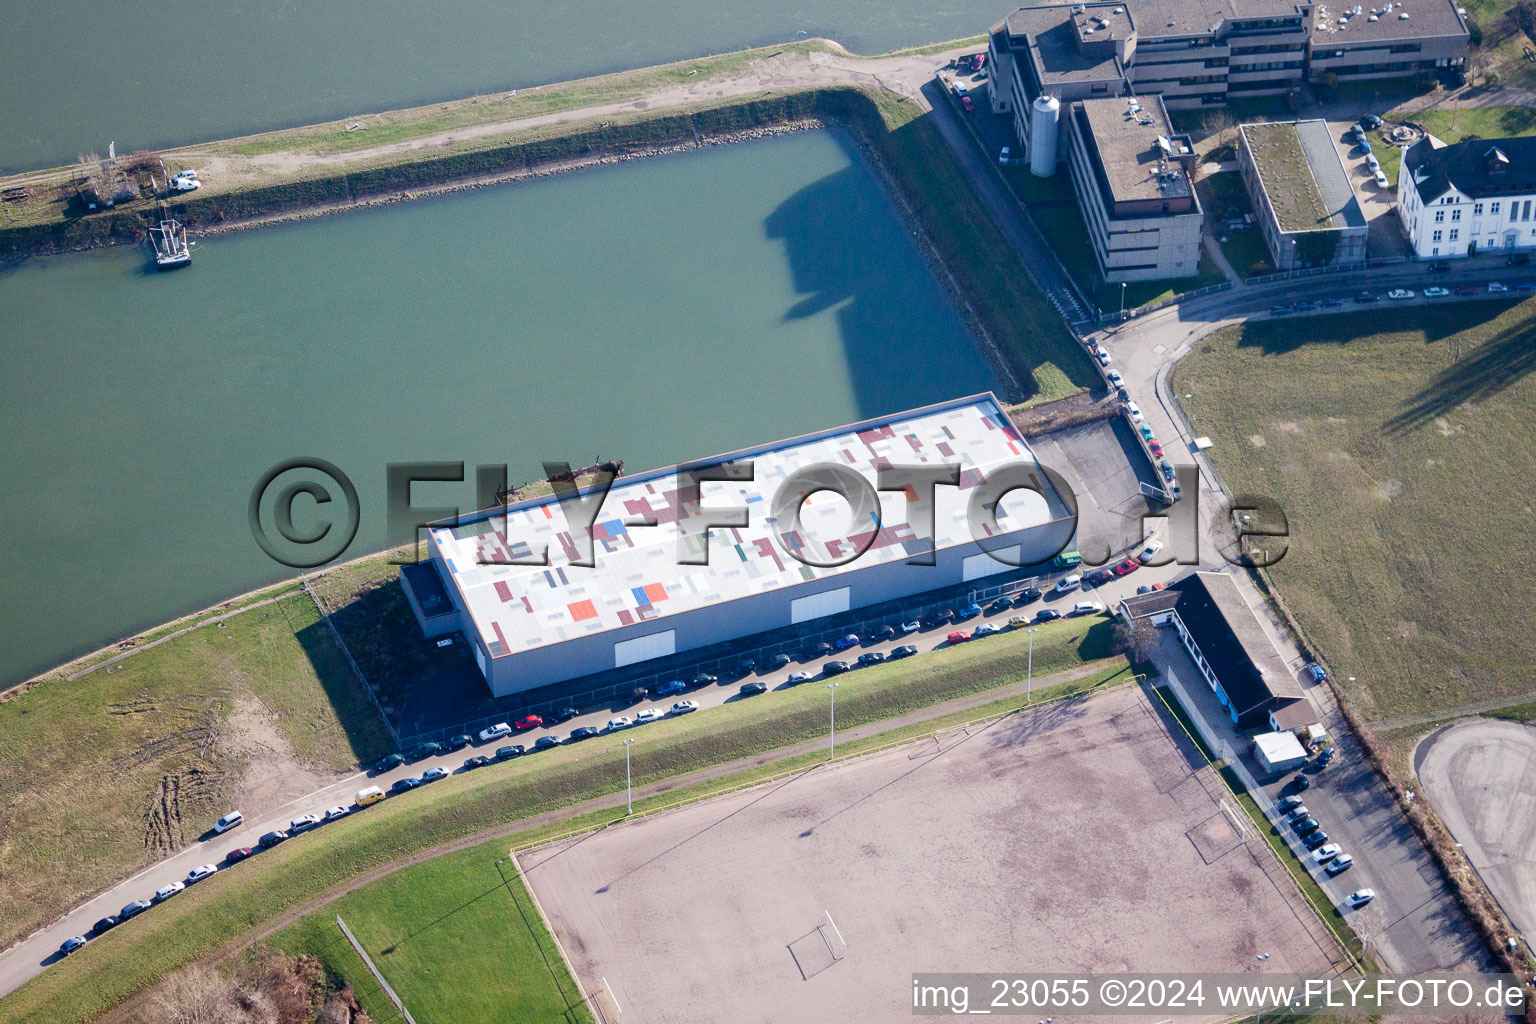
1242;122;1335;234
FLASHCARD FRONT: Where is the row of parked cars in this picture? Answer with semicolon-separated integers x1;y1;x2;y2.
1275;790;1373;909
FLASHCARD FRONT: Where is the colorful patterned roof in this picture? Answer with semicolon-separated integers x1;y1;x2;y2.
431;394;1071;659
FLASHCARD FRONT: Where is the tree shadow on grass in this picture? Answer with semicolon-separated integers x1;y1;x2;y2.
1383;312;1536;434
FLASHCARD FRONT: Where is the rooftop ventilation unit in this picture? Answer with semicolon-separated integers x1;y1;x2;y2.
1399;11;1410;17
1368;14;1379;19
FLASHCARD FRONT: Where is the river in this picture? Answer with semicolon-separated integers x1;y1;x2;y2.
0;0;1000;173
0;129;999;686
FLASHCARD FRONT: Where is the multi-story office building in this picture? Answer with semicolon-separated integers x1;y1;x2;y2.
1066;95;1204;281
1308;0;1469;83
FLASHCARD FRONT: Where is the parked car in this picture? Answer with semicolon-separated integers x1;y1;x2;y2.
1278;794;1304;812
495;744;524;760
1308;664;1327;682
186;863;219;884
1387;288;1415;300
514;714;543;731
410;741;443;761
1285;806;1311;823
568;726;600;741
635;708;665;724
1140;424;1155;441
807;641;835;658
1325;853;1354;875
1294;817;1322;835
1303;829;1331;850
1360;113;1382;129
958;603;983;619
1014;587;1042;605
60;936;87;956
972;623;1001;637
390;777;421;795
1293;772;1312;791
1311;843;1342;864
857;651;887;665
924;609;955;628
224;846;255;864
445;734;472;750
1034;609;1062;623
763;653;792;670
960;94;975;111
1054;574;1082;594
1428;261;1451;272
374;753;404;773
986;598;1012;615
1293;300;1316;311
1113;558;1141;576
672;699;700;714
1107;369;1124;387
289;813;322;833
835;633;860;649
1096;349;1112;366
1008;615;1031;628
1320;297;1343;308
154;881;186;902
1125;400;1144;422
1086;568;1116;586
212;810;244;834
947;630;972;644
1346;888;1376;908
1137;540;1165;563
1160;461;1175;481
1489;281;1509;292
1070;601;1105;617
901;619;922;633
533;736;561;751
91;916;119;936
739;681;769;696
1354;291;1378;303
870;624;897;641
891;644;919;659
1317;746;1336;767
119;899;152;921
357;785;385;807
823;661;850;675
606;716;634;732
1149;440;1164;457
657;680;687;697
690;673;718;688
172;176;201;192
258;830;289;848
460;756;491;771
786;670;813;684
477;722;512;743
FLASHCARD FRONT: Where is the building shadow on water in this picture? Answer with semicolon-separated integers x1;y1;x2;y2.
763;128;1000;420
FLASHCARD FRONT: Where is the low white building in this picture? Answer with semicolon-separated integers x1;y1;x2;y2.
1398;136;1536;259
1253;730;1308;773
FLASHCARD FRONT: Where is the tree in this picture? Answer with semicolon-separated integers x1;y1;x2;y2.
1203;108;1237;150
1113;617;1159;664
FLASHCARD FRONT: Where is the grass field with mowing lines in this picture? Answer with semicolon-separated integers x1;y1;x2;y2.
275;846;593;1024
0;592;390;952
0;621;1131;1024
1172;299;1536;720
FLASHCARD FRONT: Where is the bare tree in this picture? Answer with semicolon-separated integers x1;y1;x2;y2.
152;965;239;1024
1203;109;1238;150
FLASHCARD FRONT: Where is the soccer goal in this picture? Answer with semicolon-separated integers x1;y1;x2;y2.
1219;798;1251;843
822;910;848;962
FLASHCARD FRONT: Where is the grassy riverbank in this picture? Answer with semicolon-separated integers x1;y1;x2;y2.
0;624;1132;1024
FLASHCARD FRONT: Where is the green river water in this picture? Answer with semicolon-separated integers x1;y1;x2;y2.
0;129;999;685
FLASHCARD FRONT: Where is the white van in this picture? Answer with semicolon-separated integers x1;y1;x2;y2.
1071;601;1106;617
1054;574;1082;594
212;810;243;834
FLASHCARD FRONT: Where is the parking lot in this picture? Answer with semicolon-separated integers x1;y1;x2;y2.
522;685;1343;1024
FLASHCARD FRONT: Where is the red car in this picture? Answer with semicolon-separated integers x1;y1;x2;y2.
960;95;975;112
513;714;543;731
947;630;972;644
1113;559;1140;576
1148;441;1164;457
225;847;254;864
1455;285;1477;296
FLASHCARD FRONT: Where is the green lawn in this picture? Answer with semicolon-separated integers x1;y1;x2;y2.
275;845;592;1024
0;591;390;952
1415;104;1536;144
0;621;1132;1024
1172;299;1536;721
1459;0;1536;91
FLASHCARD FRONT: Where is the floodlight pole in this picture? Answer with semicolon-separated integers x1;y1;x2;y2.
622;738;635;815
1256;953;1270;1024
1026;628;1039;703
828;683;839;760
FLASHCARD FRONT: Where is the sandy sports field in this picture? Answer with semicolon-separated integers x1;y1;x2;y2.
521;685;1343;1023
